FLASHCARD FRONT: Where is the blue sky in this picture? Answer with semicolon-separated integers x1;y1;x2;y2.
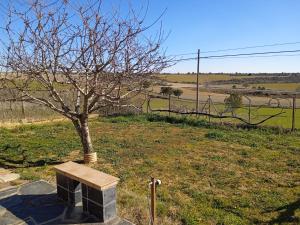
112;0;300;73
1;0;300;73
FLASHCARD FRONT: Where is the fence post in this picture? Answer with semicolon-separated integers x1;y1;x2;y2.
208;95;211;123
146;94;149;114
21;100;25;119
248;101;251;124
168;94;171;116
196;49;200;114
292;96;296;131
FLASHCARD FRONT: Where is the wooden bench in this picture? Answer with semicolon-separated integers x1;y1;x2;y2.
53;161;119;223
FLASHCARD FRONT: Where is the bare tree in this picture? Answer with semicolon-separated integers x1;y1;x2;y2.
1;0;168;163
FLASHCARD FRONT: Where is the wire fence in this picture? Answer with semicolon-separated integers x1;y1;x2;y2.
146;92;300;130
0;85;298;130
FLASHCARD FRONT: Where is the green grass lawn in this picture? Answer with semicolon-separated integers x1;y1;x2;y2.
0;115;299;225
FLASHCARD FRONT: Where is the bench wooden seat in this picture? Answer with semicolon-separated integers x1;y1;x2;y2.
53;161;119;190
53;161;120;223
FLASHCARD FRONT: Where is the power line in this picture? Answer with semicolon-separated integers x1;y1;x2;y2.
167;41;300;57
202;49;300;59
169;49;300;63
201;41;300;54
203;53;300;60
169;56;197;63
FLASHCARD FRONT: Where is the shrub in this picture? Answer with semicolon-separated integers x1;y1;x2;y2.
224;93;242;111
173;88;183;98
257;86;266;90
160;86;174;96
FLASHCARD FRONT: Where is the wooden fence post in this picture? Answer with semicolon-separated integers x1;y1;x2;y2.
168;94;171;117
208;95;211;123
292;96;296;131
146;94;149;114
21;100;25;119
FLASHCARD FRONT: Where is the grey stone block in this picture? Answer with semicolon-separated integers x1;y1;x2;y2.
69;180;81;192
82;185;116;206
57;186;68;202
56;173;69;189
85;185;102;203
81;183;87;198
69;190;82;206
104;201;117;222
86;200;104;221
103;187;116;206
82;197;88;213
81;184;117;222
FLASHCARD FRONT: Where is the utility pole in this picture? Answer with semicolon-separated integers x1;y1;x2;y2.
196;49;200;114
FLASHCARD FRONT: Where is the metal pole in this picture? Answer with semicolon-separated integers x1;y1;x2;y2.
150;177;156;225
196;49;200;114
292;96;296;131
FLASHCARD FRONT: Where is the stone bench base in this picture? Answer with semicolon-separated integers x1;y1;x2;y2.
54;162;120;223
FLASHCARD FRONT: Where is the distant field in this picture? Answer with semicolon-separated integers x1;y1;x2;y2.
218;83;300;91
251;83;300;91
0;116;299;224
157;74;251;84
157;74;300;92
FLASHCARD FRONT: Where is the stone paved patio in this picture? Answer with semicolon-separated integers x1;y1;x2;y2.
0;180;133;225
0;168;20;183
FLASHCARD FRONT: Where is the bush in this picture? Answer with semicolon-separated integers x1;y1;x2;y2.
224;93;242;111
257;86;266;90
160;86;173;96
173;88;183;98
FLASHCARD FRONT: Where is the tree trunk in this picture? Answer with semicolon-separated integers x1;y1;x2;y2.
72;116;97;163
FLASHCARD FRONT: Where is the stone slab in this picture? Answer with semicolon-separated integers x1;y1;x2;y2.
0;173;20;183
53;161;119;190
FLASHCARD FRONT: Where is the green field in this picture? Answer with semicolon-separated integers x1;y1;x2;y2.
157;74;250;84
251;83;300;91
0;115;299;225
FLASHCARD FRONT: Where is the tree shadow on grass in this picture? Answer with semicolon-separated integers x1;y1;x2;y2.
0;157;84;169
0;144;84;169
263;199;300;224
